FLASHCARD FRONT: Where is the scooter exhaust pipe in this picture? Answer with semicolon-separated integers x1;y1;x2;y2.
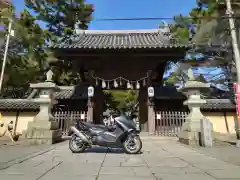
70;126;90;144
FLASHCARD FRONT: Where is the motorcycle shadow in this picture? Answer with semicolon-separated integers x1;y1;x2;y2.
85;147;142;154
86;147;124;153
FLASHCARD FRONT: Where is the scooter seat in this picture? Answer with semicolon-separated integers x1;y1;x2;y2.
81;121;116;132
82;122;107;129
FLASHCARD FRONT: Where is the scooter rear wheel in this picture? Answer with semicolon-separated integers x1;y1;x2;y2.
69;135;86;153
123;135;142;154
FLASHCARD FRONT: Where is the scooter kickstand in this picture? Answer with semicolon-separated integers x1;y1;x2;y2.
106;147;111;153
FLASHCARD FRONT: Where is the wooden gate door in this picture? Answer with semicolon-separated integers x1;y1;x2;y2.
155;111;188;136
53;110;88;136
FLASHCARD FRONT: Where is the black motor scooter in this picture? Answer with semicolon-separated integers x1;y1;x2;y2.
68;110;142;154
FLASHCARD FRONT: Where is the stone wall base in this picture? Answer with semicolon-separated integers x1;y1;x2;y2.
25;128;62;145
179;131;201;146
148;132;156;136
27;120;58;130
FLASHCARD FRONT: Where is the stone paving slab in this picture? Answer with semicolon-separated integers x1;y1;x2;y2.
1;137;240;179
97;175;156;180
41;175;97;180
149;166;203;175
207;169;240;179
0;142;55;170
50;163;101;176
156;173;217;180
191;141;240;166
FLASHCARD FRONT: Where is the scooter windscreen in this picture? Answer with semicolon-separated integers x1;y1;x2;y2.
115;116;137;130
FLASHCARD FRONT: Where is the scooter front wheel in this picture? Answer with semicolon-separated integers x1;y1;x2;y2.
123;135;142;154
69;135;86;153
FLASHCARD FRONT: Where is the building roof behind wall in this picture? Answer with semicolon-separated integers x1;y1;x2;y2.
54;86;88;99
0;85;88;110
0;85;236;111
154;86;235;111
202;99;235;111
0;99;39;111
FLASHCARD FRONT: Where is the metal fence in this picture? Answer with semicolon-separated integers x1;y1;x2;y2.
155;111;188;136
53;110;88;135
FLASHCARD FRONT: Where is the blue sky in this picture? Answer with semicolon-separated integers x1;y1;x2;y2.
12;0;196;30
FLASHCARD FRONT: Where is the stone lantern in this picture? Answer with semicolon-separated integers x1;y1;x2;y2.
26;70;62;144
178;68;211;145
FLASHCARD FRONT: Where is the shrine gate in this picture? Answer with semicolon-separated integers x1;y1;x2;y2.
50;28;188;134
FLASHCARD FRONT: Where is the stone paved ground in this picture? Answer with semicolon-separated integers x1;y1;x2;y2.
0;140;53;170
1;137;240;180
190;140;240;166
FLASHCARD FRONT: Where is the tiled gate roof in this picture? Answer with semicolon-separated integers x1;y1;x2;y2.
50;29;189;50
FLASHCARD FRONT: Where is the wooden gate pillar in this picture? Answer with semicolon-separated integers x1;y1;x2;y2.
93;86;104;124
147;70;155;135
148;99;155;135
87;98;94;122
138;87;148;131
87;70;94;123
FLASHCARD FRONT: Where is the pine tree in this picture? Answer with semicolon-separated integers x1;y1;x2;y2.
24;0;94;85
0;5;50;97
25;0;94;40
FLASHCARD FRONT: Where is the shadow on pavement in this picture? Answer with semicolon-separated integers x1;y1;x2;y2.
84;147;143;154
86;147;124;153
